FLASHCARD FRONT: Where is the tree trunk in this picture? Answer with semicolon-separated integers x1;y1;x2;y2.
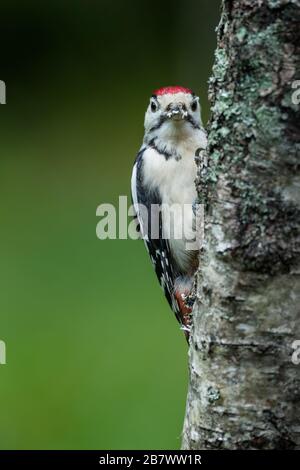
182;0;300;450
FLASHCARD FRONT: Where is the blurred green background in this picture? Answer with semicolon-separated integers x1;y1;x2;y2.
0;0;220;449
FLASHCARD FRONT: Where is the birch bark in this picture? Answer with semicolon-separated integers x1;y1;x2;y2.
182;0;300;449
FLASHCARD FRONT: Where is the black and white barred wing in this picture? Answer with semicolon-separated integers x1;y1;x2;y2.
131;154;181;323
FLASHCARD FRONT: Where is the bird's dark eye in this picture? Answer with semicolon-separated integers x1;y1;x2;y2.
151;101;157;112
191;100;198;112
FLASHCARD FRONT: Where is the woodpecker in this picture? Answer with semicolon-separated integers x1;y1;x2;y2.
131;86;207;339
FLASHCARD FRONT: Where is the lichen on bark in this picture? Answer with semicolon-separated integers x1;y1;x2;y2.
182;0;300;449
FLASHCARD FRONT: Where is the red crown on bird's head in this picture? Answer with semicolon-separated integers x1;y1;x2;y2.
153;86;193;96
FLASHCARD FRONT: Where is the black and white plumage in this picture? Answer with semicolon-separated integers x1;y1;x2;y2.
131;86;207;338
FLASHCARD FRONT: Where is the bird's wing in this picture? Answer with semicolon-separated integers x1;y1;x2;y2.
131;151;182;324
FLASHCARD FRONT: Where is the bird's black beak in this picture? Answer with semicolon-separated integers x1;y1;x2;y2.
166;103;188;121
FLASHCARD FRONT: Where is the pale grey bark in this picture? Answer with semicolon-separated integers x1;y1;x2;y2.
182;0;300;449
